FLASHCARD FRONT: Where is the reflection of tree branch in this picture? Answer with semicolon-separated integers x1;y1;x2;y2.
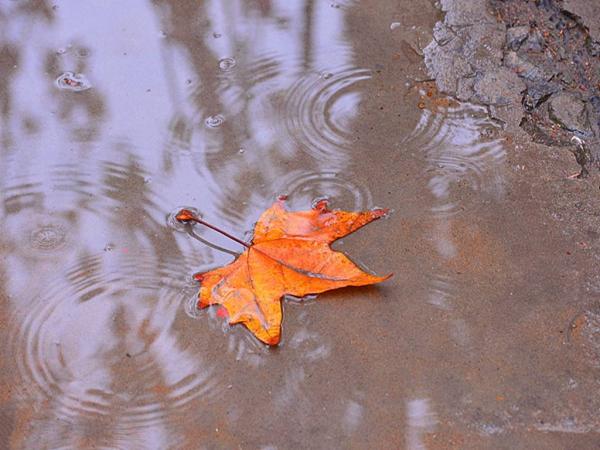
251;0;272;17
0;44;19;150
155;1;224;119
0;0;54;150
303;0;314;71
153;0;255;215
16;0;54;22
101;151;183;263
44;45;107;142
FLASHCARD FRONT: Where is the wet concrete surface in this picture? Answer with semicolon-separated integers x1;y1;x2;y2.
0;0;599;449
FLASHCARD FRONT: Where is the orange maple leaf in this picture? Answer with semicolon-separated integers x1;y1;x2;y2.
177;197;391;345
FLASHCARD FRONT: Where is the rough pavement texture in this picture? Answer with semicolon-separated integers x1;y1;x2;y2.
564;0;600;41
424;0;600;177
424;0;525;127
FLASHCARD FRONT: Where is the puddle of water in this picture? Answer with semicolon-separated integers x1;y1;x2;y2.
0;0;598;448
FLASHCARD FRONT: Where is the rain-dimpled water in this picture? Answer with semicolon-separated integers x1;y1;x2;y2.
1;1;599;448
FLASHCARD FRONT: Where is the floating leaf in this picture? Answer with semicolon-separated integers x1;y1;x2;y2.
177;197;391;345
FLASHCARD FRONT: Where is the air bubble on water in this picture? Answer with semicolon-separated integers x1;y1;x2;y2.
213;32;222;38
238;148;245;154
143;176;152;184
104;244;114;252
390;22;401;30
205;114;224;128
320;72;333;80
218;57;236;72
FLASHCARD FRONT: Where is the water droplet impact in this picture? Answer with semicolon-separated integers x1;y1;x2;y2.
213;32;222;38
274;171;373;211
320;72;333;79
238;148;245;154
29;223;68;251
143;176;152;184
218;57;236;72
402;101;506;218
55;72;92;92
8;252;220;433
282;67;372;166
103;244;113;252
205;114;224;128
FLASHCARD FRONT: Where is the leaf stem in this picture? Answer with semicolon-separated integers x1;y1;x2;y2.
176;209;250;249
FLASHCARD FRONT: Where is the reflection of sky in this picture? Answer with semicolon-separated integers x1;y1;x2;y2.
2;0;589;447
6;0;358;224
3;1;171;160
206;1;351;75
57;1;171;150
1;1;365;448
406;398;437;450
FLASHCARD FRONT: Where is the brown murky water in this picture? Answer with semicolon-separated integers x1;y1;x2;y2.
1;1;599;449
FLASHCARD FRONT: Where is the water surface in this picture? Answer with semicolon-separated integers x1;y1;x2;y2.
1;1;598;449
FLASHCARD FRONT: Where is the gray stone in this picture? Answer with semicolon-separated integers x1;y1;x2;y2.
523;29;545;53
423;0;506;102
506;25;529;51
473;68;526;127
504;51;550;82
522;82;559;110
564;0;600;42
438;0;493;26
548;93;590;134
431;21;455;47
473;68;525;106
